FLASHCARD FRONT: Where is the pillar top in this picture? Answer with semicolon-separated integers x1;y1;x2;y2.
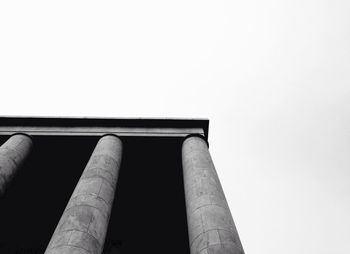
0;116;209;139
9;132;34;141
100;133;122;139
183;134;209;147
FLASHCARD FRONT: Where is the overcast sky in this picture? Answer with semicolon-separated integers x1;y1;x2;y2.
1;1;350;253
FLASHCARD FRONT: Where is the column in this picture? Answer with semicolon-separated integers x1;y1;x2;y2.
182;135;244;254
0;134;33;195
45;135;123;254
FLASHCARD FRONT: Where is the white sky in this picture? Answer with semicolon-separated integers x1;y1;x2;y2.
1;1;350;253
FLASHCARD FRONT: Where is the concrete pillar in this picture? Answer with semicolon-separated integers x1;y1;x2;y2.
182;135;244;254
45;135;123;254
0;134;33;195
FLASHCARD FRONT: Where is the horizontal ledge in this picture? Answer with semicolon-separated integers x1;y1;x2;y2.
0;127;205;137
0;117;209;139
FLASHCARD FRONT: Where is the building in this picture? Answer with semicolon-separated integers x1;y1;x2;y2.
0;116;244;254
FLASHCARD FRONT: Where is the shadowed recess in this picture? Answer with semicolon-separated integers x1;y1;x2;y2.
0;136;190;254
102;137;190;254
0;136;98;253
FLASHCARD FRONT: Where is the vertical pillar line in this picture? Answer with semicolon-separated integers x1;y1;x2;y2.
0;134;33;195
182;135;244;254
45;135;123;254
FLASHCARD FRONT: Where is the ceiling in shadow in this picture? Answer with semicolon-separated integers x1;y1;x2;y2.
0;136;190;254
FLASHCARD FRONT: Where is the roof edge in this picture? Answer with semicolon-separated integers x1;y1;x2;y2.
0;116;209;140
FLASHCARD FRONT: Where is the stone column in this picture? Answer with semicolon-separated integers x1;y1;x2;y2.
45;135;123;254
0;134;33;195
182;135;244;254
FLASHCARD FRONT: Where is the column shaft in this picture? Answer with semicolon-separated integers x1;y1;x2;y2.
0;134;33;195
45;135;123;254
182;136;244;254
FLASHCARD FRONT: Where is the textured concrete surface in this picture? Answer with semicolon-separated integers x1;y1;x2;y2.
45;135;122;254
0;134;33;195
182;136;244;254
